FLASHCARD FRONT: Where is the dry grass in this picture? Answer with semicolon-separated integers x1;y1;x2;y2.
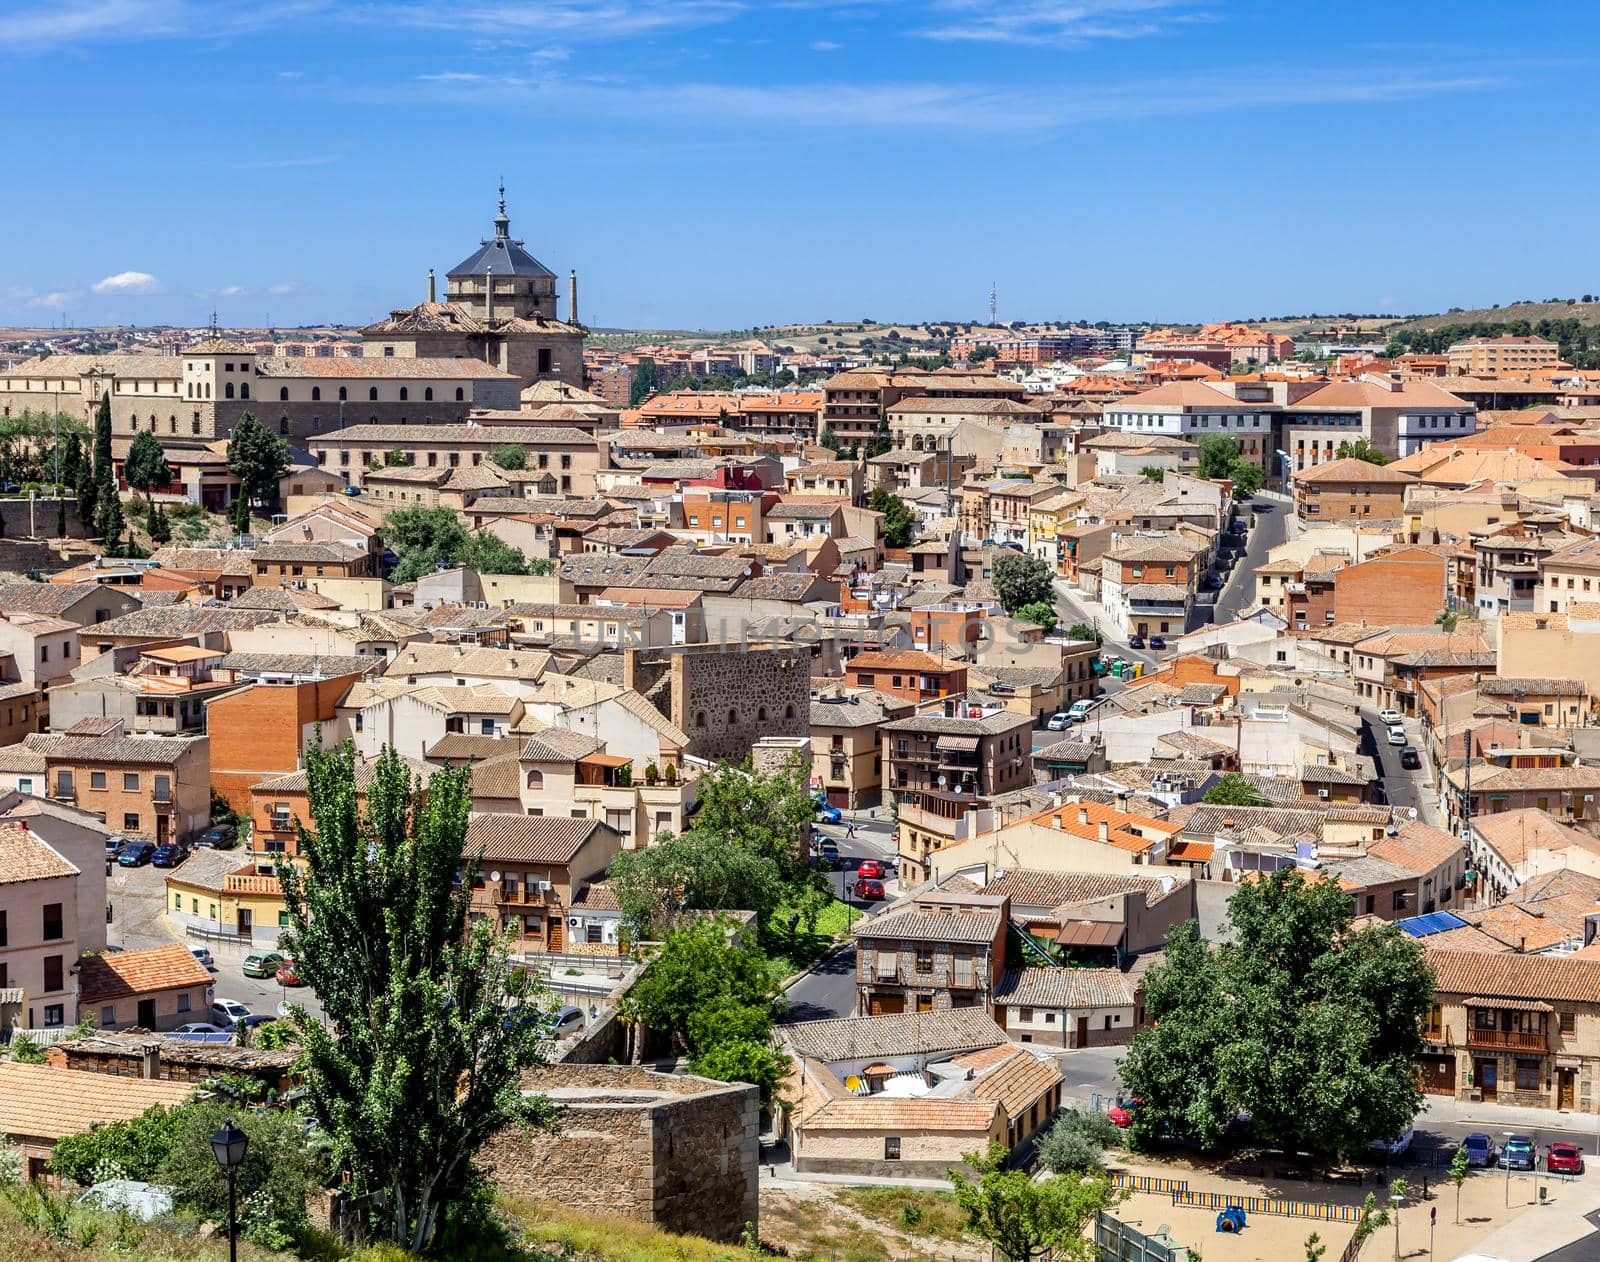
835;1189;972;1246
504;1197;752;1262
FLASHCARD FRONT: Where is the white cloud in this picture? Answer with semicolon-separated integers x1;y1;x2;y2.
33;291;77;309
810;39;841;51
0;1;329;52
219;285;248;296
914;0;1198;47
277;69;304;78
532;46;571;60
91;270;161;295
268;281;301;295
376;1;742;40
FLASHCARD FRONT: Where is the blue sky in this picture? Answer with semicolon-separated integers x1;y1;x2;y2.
1;1;1595;331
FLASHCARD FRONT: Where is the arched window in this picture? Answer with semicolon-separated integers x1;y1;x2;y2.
526;769;544;789
757;706;768;721
368;387;378;402
455;387;464;402
784;704;796;720
728;707;738;726
279;387;289;401
398;387;408;401
695;711;706;728
424;387;433;401
338;387;347;401
240;383;249;399
224;382;235;399
311;387;321;401
168;416;176;433
280;418;289;434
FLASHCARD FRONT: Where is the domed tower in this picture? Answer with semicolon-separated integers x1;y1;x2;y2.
445;184;557;322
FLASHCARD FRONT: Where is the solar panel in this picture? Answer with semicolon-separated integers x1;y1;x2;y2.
1397;911;1466;937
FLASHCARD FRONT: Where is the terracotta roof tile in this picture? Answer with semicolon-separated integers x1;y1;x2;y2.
77;944;213;1004
0;1062;195;1143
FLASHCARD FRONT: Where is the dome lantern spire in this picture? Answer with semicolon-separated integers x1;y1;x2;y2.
494;179;510;239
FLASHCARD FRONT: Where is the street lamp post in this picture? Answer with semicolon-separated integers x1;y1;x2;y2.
1390;1189;1403;1262
1503;1130;1514;1208
210;1117;250;1262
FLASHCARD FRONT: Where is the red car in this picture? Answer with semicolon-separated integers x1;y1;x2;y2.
1547;1142;1585;1175
1107;1098;1144;1128
275;956;304;987
857;859;886;881
853;878;885;900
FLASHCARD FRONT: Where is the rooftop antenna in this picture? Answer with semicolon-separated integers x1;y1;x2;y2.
989;282;998;328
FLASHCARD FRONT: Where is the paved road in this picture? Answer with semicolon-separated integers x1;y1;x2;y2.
1214;498;1287;624
1360;706;1441;828
781;944;859;1024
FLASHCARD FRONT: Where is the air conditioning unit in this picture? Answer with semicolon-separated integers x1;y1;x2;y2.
1586;795;1595;803
538;879;552;892
1317;789;1331;800
568;917;580;927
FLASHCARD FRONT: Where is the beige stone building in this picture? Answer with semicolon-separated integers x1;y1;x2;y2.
809;690;912;810
1446;336;1561;377
308;424;603;494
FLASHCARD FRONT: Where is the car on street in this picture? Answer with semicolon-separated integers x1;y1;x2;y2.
1149;636;1167;650
1498;1136;1537;1170
1045;712;1076;731
275;956;304;987
116;841;156;867
194;824;238;850
168;1023;231;1042
1547;1142;1584;1175
238;1014;277;1029
853;878;886;900
1378;708;1403;726
814;802;842;825
104;835;127;861
1400;747;1422;770
1069;697;1102;719
551;1004;586;1036
209;999;253;1027
150;842;189;868
1127;634;1145;649
190;947;215;970
242;951;285;978
1107;1098;1143;1128
856;859;886;881
1368;1128;1414;1157
1460;1133;1496;1167
814;838;840;865
1386;727;1408;746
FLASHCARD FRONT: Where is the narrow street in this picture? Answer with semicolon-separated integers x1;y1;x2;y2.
1214;496;1287;624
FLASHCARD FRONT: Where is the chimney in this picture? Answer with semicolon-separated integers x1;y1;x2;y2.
1078;807;1089;825
427;268;436;303
1098;821;1109;842
139;1041;161;1079
568;269;579;326
484;263;495;324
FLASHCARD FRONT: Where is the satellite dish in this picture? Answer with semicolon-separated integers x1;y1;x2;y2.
488;870;502;882
1407;807;1418;820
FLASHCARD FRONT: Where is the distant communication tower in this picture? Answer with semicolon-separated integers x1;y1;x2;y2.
989;282;998;327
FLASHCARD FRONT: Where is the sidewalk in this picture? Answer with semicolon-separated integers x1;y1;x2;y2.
1454;1181;1600;1262
1420;1092;1600;1140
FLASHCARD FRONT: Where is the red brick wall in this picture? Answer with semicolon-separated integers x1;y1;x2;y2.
209;675;356;813
1334;556;1445;627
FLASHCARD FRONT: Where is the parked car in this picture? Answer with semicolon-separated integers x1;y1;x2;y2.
814;802;842;825
1127;634;1146;649
242;951;285;979
210;998;253;1027
853;878;885;900
1459;1133;1496;1167
1149;636;1167;650
1386;727;1408;746
1045;711;1074;731
190;947;215;970
104;835;127;860
1400;747;1422;770
1069;697;1102;719
1547;1142;1584;1175
551;1004;586;1036
1368;1128;1414;1157
238;1014;277;1029
194;824;238;850
171;1022;229;1036
1499;1136;1537;1170
275;956;304;987
856;859;886;881
116;841;156;867
150;843;189;868
1378;708;1403;726
1107;1098;1143;1128
815;838;840;865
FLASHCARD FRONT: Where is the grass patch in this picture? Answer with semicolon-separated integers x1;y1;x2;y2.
837;1188;972;1244
766;897;855;978
506;1197;751;1262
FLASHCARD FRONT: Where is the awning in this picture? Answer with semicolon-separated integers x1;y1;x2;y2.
1465;996;1553;1013
1056;920;1123;948
935;735;981;753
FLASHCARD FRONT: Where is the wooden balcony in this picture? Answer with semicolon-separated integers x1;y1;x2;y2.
1466;1027;1547;1053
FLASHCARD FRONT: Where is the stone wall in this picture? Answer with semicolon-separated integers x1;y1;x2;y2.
0;498;85;540
663;644;811;763
480;1063;759;1243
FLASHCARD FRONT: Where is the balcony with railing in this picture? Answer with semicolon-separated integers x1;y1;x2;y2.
1467;1025;1548;1052
1466;1006;1549;1052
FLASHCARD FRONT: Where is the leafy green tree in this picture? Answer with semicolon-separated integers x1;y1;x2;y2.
967;344;999;362
1202;773;1271;807
867;487;916;548
458;530;528;577
49;1104;184;1185
490;443;526;470
155;1099;316;1249
231;491;252;535
1066;622;1101;646
385;505;467;582
91;392;113;481
620;917;782;1055
1449;1143;1470;1223
993;552;1054;614
60;430;84;492
1334;438;1388;465
629;357;659;406
1436;608;1460;633
686;754;817;884
1228;459;1265;498
123;431;172;507
73;455;98;531
693;1039;790;1116
1015;601;1058;634
1036;1106;1120;1174
1140;465;1165;482
948;1141;1113;1262
147;501;172;545
1121;870;1433;1161
608;829;784;939
225;412;290;512
276;743;556;1253
96;482;125;554
1304;1231;1327;1262
1196;434;1241;480
818;426;841;453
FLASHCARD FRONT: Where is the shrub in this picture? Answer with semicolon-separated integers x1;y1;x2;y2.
1036;1105;1120;1174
